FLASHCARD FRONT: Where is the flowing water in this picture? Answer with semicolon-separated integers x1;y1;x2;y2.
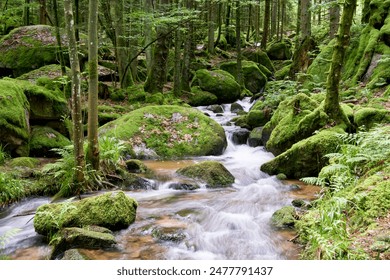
0;99;319;260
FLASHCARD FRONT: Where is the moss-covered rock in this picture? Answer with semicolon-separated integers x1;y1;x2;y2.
267;40;293;60
50;227;116;259
261;128;344;179
176;161;235;188
270;206;297;229
247;109;269;128
275;64;292;80
219;60;268;94
8;157;40;168
191;69;241;103
187;86;218;106
34;191;138;236
151;226;186;243
232;128;250;145
0;79;30;156
99;105;227;159
29;126;71;157
265;93;331;155
354;107;390;129
125;159;150;174
242;48;275;73
248;127;263;147
0;25;70;77
61;249;87;260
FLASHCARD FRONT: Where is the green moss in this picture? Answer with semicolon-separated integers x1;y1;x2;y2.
354;108;390;129
34;191;138;236
242;48;275;72
270;206;297;228
266;40;293;60
187;86;218;106
0;78;30;156
8;157;39;168
261;128;344;179
99;105;227;159
275;64;291;80
127;84;146;103
29;126;71;157
125;159;150;174
176;161;235;188
191;69;241;103
247;109;269;128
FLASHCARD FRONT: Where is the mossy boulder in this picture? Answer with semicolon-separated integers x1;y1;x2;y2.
275;64;292;80
99;105;227;159
354;107;390;129
0;25;70;77
219;60;268;94
242;48;275;73
191;69;241;103
247;109;270;128
265;93;334;155
0;79;30;156
8;157;40;168
33;191;138;236
267;40;293;60
125;159;150;174
176;161;235;188
270;206;297;229
187;86;218;106
261;128;344;179
50;227;116;259
248;127;263;147
29;126;71;157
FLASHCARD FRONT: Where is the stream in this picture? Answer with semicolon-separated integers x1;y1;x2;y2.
0;99;319;260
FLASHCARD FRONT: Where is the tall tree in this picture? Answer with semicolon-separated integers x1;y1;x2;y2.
329;0;340;39
39;0;47;24
261;0;271;49
181;0;195;92
53;0;67;75
23;0;30;25
207;0;215;54
324;0;357;123
87;0;100;170
63;0;85;187
235;0;244;88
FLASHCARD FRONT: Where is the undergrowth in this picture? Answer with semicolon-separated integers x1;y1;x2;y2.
298;125;390;259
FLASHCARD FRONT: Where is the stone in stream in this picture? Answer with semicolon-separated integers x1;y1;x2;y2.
168;182;200;191
232;128;250;145
50;226;116;259
207;104;224;113
34;191;138;236
270;206;298;229
248;127;263;147
231;102;244;113
176;161;235;188
151;227;186;243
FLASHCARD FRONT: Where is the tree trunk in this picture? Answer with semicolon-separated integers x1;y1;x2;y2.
207;0;215;55
214;2;223;48
271;0;277;38
329;1;340;39
144;0;154;71
115;0;134;88
87;0;100;170
181;0;194;92
246;4;252;42
53;0;66;76
300;0;311;40
173;1;182;97
74;0;80;42
23;0;30;26
236;0;244;88
63;0;85;187
261;0;271;49
39;0;47;24
324;0;357;124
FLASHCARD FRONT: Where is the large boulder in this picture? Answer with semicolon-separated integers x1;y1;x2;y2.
176;161;235;188
0;79;30;156
187;86;218;106
99;105;227;159
266;40;293;60
0;25;70;77
242;48;275;73
34;191;138;236
261;129;344;179
29;126;71;157
191;69;241;103
219;60;267;94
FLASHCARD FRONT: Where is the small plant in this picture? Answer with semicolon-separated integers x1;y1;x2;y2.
0;172;26;207
0;144;9;165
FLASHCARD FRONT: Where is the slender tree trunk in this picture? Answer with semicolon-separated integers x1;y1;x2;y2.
87;0;100;170
300;0;311;40
261;0;271;49
181;0;194;92
115;0;134;88
53;0;66;76
214;2;223;48
236;1;244;88
173;1;182;97
207;0;215;54
23;0;30;26
281;0;286;40
246;4;252;42
39;0;47;24
63;0;85;187
271;0;277;38
254;1;260;42
324;0;357;124
144;0;154;71
74;0;80;42
329;1;340;39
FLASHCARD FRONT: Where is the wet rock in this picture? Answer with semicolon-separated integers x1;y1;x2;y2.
125;159;149;174
34;191;138;236
248;127;263;147
231;102;244;113
176;161;235;188
61;249;88;260
51;227;116;259
188;86;218;107
207;104;224;113
151;227;186;243
276;173;287;180
291;199;306;208
168;182;200;191
270;206;297;229
232;128;250;145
